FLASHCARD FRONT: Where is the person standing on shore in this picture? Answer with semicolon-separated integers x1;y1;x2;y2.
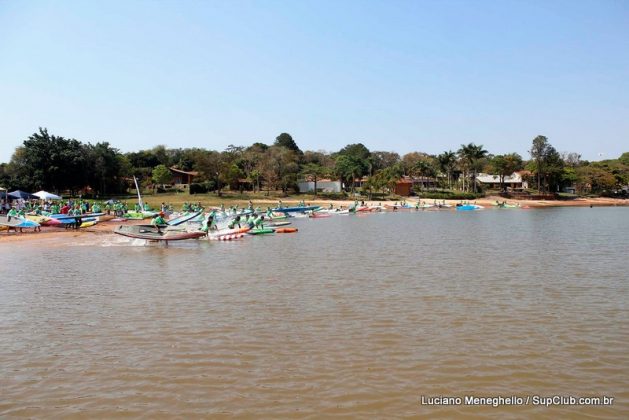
7;206;18;222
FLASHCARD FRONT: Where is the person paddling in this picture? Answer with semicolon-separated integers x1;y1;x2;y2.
228;215;242;230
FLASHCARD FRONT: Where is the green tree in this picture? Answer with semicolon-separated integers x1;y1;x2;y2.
489;153;523;191
85;142;127;196
371;151;401;172
303;150;335;169
259;146;300;195
274;133;301;154
193;150;223;195
127;149;161;170
152;164;171;191
300;162;328;197
411;158;438;192
437;151;457;189
335;154;368;194
543;147;565;192
401;152;429;176
576;166;616;193
337;143;371;161
458;143;487;193
334;143;372;193
381;163;405;194
529;135;550;193
222;164;244;191
11;128;86;193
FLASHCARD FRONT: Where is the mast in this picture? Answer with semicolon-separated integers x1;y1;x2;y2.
133;176;144;210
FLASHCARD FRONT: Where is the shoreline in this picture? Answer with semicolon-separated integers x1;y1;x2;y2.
269;195;629;208
1;196;627;244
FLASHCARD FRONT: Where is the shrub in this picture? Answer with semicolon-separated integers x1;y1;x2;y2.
189;182;214;194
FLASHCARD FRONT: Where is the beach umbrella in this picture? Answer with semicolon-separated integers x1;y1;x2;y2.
8;190;37;200
33;190;62;200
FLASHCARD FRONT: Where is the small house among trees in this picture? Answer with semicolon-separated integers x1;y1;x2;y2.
168;167;198;185
476;171;529;191
394;178;413;196
298;178;342;193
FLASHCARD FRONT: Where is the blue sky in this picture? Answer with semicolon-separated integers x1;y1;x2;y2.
1;0;627;163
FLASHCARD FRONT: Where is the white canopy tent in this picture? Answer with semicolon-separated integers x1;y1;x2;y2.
33;190;62;200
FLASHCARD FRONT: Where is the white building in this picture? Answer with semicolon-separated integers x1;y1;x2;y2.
476;171;529;190
298;178;342;193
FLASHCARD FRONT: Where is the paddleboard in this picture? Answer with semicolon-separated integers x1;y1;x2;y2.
167;211;202;226
208;232;246;241
274;227;298;233
272;205;320;213
248;228;275;235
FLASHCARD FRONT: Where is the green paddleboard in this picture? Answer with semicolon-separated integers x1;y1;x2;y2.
248;228;275;235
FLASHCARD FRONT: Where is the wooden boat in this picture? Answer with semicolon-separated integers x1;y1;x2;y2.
114;225;206;241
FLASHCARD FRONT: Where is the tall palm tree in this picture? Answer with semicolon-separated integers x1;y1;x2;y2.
458;143;487;193
457;144;472;192
437;151;456;190
469;144;488;193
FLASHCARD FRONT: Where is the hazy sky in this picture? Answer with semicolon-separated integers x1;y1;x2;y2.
1;0;627;163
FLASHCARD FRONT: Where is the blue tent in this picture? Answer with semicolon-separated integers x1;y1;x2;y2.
8;190;38;199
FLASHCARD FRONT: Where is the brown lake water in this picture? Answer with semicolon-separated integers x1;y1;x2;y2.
1;207;628;418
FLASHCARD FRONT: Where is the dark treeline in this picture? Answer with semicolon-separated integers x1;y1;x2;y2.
1;128;628;198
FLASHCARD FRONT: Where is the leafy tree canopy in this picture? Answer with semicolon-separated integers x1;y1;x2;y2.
337;143;371;161
274;133;301;154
